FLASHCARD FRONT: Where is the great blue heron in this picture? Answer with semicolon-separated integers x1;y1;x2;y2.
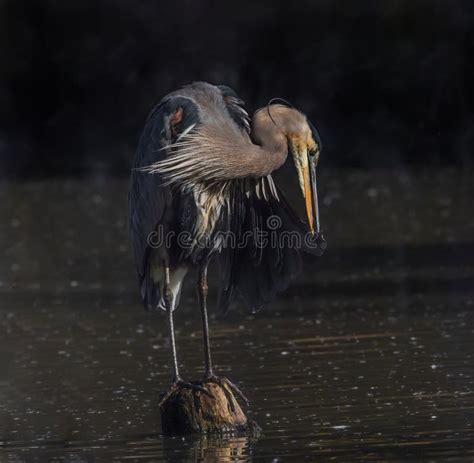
129;82;326;405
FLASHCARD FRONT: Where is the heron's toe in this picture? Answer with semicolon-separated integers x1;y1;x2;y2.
203;374;249;406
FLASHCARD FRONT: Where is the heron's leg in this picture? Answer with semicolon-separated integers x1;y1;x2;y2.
163;265;180;382
159;264;210;408
198;263;249;406
197;262;213;377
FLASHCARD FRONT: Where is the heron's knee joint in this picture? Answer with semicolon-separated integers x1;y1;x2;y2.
199;281;208;297
163;285;173;306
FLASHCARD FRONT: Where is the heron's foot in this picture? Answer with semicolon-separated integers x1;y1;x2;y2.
159;378;213;408
203;374;249;407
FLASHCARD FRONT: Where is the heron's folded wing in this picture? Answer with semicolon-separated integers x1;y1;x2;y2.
128;96;199;308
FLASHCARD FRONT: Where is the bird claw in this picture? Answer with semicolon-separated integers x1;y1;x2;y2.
159;379;213;408
204;374;249;406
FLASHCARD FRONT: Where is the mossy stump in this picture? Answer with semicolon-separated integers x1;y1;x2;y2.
160;381;248;435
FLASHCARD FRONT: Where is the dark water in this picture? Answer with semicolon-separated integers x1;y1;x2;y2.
1;169;473;461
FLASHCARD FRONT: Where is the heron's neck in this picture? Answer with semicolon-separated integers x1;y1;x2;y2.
146;120;288;187
238;125;288;178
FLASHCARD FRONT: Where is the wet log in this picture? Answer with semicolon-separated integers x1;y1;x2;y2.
160;381;249;435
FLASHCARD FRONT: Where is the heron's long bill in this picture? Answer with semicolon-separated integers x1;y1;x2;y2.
303;155;320;236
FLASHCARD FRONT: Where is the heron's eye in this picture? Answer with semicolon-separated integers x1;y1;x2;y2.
309;147;320;159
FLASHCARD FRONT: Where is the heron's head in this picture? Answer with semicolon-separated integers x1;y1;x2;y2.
258;104;322;236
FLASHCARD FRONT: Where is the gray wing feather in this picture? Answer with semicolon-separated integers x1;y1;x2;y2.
218;85;251;133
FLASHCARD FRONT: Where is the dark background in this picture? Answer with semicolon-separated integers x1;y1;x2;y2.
1;0;473;177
